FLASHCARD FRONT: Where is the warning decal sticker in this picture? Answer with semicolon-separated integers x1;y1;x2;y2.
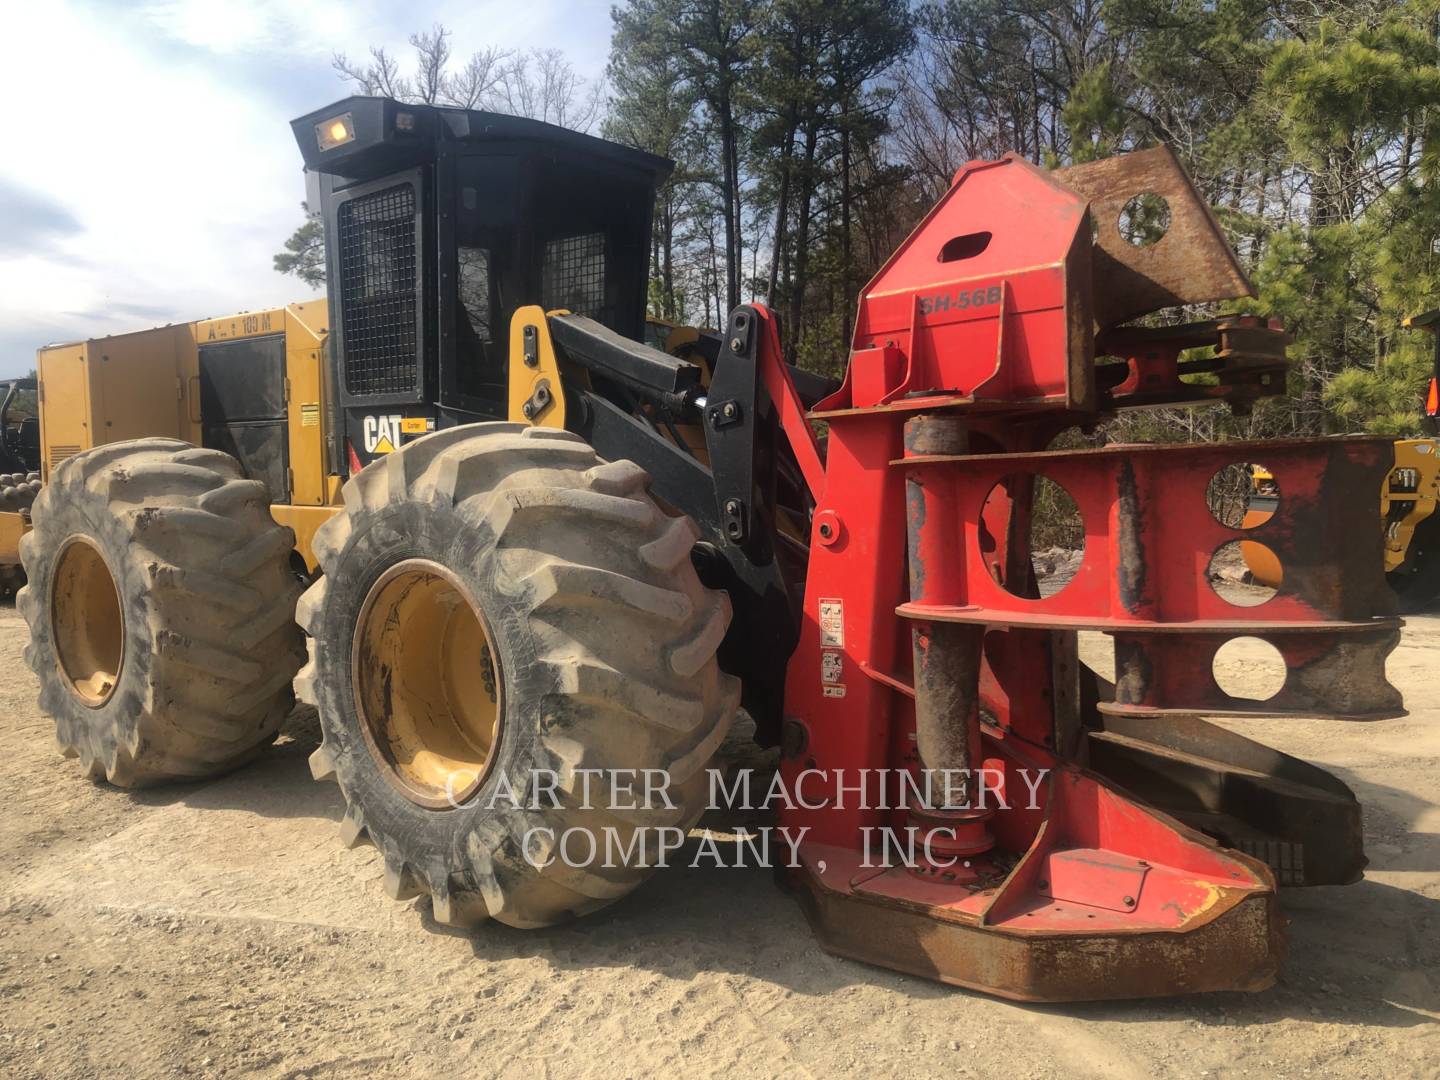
819;598;844;648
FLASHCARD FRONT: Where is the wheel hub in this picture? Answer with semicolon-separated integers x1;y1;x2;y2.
352;560;503;809
50;536;124;707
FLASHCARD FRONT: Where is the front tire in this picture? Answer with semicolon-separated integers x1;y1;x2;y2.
297;424;739;928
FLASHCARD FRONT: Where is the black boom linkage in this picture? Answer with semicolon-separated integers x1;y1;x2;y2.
547;309;802;746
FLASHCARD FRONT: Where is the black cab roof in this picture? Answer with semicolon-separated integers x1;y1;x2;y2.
291;96;674;184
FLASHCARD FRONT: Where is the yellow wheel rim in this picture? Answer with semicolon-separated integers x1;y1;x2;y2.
50;536;124;708
352;560;503;809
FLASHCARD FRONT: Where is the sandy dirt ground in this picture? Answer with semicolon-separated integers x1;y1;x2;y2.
0;599;1437;1079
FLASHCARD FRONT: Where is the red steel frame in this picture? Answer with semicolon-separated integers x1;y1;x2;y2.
740;151;1403;1001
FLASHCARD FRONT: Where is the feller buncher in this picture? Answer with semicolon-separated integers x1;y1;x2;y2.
13;97;1410;1001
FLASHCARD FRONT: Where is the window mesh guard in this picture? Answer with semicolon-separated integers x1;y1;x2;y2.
337;184;418;396
542;233;609;324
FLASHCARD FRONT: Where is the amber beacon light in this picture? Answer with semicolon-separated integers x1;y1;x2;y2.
316;113;355;151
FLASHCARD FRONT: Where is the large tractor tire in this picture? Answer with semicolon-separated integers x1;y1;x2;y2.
298;424;739;928
18;439;305;786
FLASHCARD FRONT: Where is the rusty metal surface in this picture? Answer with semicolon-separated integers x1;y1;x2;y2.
895;436;1398;623
904;414;987;808
1053;145;1253;328
1108;625;1403;720
786;848;1282;1003
1096;316;1291;414
895;435;1402;720
809;391;974;421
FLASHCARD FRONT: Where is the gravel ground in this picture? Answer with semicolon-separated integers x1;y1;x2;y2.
0;601;1436;1078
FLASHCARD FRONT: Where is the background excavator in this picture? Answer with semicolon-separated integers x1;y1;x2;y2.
9;95;1407;1001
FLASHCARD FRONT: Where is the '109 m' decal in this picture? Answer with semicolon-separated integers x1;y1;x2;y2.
918;284;1003;316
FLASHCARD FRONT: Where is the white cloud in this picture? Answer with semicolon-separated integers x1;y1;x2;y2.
0;0;613;376
137;0;357;57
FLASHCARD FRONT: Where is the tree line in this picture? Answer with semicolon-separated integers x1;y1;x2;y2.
278;3;1440;436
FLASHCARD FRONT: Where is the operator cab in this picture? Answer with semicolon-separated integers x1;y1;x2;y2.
0;378;39;476
292;96;672;463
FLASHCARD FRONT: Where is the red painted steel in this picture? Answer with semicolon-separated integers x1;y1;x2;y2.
746;146;1399;1000
824;157;1093;414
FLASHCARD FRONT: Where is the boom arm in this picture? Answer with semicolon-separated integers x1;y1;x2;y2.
542;308;813;745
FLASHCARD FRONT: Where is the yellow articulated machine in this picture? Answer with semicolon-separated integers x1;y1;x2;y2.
9;94;751;928
0;300;341;591
2;301;344;784
25;299;338;561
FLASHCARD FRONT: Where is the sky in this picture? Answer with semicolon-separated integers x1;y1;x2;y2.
0;0;615;377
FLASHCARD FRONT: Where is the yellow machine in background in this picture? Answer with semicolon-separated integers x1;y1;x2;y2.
1242;304;1440;611
0;299;342;580
1243;445;1440;612
1381;438;1440;570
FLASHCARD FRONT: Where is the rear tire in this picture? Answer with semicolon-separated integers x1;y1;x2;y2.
298;424;739;929
18;439;305;786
